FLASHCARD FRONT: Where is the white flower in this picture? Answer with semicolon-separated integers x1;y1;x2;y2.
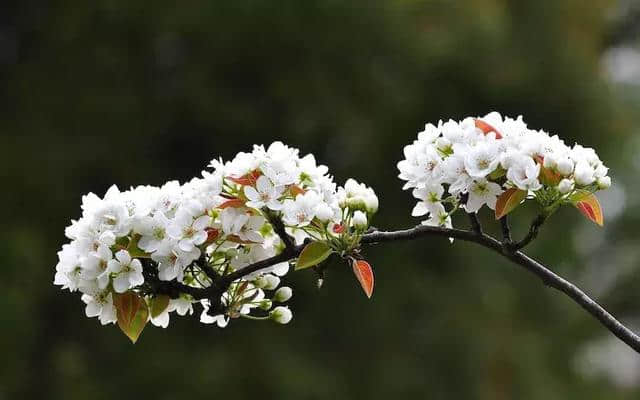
506;157;542;191
151;240;200;281
80;244;112;289
411;184;444;217
465;179;504;213
244;176;285;210
270;306;293;324
283;191;321;227
167;209;210;252
80;282;117;325
135;212;171;253
54;243;83;291
107;250;144;293
464;142;500;178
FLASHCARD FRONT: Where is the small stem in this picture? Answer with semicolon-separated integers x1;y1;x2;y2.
514;214;546;250
500;216;513;246
468;212;482;234
266;210;295;254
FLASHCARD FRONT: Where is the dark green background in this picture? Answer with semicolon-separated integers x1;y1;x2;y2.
2;0;640;398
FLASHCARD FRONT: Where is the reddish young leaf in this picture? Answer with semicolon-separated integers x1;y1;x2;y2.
574;193;604;226
494;188;527;220
219;198;245;209
474;119;503;139
351;259;374;299
228;170;262;186
534;155;562;186
205;227;220;243
289;184;306;196
114;292;149;344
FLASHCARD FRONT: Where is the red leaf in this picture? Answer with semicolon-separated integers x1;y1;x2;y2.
474;118;503;139
494;188;527;219
351;259;374;299
219;198;245;209
289;184;306;196
228;170;262;186
534;155;561;186
574;193;604;226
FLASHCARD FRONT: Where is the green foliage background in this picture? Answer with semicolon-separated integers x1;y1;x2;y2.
1;0;639;398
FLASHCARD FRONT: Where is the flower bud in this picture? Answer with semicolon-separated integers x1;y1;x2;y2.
274;286;293;302
597;176;611;189
263;274;280;290
346;196;366;211
344;179;360;197
364;190;379;214
253;276;268;289
557;178;574;194
574;161;595;186
259;299;273;311
352;211;368;229
556;157;574;176
270;306;292;324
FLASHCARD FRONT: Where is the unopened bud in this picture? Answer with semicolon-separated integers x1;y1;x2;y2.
274;286;293;302
352;210;368;229
556;157;574;176
597;176;611;189
557;178;574;194
270;306;292;324
263;275;280;290
259;299;272;311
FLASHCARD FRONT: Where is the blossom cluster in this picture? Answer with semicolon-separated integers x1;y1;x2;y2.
54;142;378;336
398;112;611;226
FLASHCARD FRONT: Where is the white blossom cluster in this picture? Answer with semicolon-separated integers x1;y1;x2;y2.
55;142;378;330
398;112;611;226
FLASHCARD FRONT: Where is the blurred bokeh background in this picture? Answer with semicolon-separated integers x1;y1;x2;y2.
2;0;640;398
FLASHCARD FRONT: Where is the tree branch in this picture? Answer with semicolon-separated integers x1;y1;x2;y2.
362;225;640;354
514;214;546;250
155;223;640;354
265;210;296;252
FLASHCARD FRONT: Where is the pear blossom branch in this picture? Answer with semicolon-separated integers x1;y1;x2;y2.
154;223;640;354
514;214;546;250
265;210;296;252
361;225;640;354
500;216;513;245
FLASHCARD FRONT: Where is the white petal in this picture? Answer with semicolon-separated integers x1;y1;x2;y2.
85;301;101;318
113;275;130;293
244;186;261;202
411;202;430;217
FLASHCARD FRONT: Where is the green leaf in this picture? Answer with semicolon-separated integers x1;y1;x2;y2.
494;188;527;219
127;234;151;259
150;295;170;318
295;241;332;270
114;292;149;344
